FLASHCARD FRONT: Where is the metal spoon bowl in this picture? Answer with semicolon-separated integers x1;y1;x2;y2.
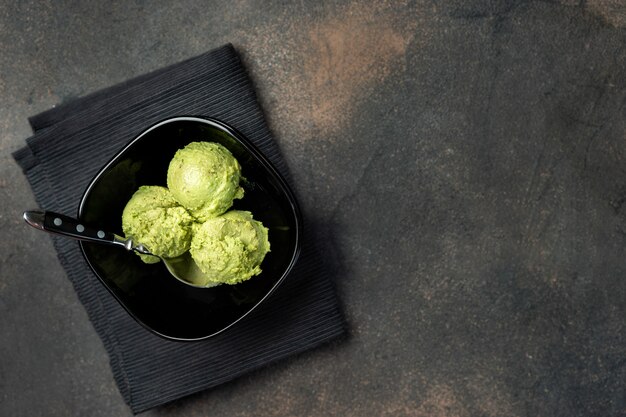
23;210;218;288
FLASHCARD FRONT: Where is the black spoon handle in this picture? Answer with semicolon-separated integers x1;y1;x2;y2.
23;210;119;246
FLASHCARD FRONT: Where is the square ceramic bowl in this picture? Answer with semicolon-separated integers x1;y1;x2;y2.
78;117;302;341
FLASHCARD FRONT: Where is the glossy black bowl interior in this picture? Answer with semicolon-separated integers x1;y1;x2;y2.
78;117;301;341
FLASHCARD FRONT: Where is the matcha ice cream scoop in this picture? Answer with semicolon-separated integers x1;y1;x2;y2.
167;142;244;221
190;210;270;286
122;185;194;263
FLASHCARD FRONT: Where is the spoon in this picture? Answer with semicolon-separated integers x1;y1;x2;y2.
22;210;218;288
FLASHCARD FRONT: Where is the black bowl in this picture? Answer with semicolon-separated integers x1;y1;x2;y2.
78;117;302;341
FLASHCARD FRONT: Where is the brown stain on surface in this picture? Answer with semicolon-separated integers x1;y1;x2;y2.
304;7;411;135
586;0;626;27
238;1;418;141
411;385;471;417
368;380;509;417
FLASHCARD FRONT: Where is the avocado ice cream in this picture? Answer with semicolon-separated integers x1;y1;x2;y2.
190;210;270;286
122;185;194;263
121;141;270;285
167;142;244;222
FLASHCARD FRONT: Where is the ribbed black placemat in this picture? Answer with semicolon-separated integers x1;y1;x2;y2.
13;44;345;414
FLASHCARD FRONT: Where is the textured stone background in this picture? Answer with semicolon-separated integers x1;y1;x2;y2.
2;1;626;416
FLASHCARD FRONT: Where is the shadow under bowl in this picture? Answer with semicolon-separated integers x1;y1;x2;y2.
78;116;302;341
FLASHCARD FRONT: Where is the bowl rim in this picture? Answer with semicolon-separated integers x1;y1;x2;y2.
77;116;302;342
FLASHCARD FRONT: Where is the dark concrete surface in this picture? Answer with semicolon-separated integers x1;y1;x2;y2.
2;0;626;416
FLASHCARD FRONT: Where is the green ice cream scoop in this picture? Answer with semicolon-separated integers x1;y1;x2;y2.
167;142;244;221
190;210;270;286
122;185;194;263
